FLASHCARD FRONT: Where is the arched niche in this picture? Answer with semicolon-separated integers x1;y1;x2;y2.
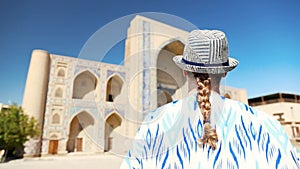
106;75;124;102
72;70;98;99
57;69;65;77
55;88;63;98
52;113;60;124
104;112;122;151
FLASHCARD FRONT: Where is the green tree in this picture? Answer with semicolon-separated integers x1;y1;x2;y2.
0;104;39;162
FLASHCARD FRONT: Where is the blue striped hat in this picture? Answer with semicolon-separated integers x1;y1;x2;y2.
173;30;239;74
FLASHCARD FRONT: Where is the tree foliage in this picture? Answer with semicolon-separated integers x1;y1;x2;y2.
0;104;39;162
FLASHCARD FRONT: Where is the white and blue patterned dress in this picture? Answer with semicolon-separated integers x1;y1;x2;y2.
120;92;300;169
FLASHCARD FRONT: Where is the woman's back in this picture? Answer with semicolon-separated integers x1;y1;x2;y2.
120;93;299;168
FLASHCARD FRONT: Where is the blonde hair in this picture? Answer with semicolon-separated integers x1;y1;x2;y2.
193;73;219;150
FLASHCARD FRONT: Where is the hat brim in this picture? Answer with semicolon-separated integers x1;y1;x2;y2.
173;55;239;74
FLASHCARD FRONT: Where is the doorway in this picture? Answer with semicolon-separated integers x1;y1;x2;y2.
48;140;58;154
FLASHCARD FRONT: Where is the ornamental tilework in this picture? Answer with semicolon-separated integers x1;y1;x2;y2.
104;108;125;118
107;70;126;80
142;21;151;115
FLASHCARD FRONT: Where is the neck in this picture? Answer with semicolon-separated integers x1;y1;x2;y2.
211;85;220;94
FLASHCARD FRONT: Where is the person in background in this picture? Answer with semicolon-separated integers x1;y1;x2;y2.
120;29;300;168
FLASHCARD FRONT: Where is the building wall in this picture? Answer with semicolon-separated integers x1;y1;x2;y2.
43;54;128;155
252;102;300;150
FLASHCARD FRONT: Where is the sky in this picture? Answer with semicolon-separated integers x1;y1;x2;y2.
0;0;300;105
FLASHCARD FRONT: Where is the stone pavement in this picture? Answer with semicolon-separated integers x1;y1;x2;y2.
0;153;124;169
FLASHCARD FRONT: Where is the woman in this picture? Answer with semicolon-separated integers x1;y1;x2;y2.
120;30;299;168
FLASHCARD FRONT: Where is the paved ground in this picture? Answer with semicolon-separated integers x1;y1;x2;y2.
0;153;124;169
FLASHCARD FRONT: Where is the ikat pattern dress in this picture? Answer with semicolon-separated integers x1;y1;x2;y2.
120;92;300;169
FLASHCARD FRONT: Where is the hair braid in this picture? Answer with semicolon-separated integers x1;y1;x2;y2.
194;73;218;150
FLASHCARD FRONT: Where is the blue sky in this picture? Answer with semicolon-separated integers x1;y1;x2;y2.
0;0;300;105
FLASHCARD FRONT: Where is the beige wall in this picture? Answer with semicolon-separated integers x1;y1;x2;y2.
252;102;300;150
125;15;190;136
253;102;300;122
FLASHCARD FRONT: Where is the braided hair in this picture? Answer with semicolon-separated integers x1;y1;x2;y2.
193;73;222;150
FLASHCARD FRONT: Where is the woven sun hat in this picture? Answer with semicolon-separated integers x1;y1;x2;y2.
173;29;239;74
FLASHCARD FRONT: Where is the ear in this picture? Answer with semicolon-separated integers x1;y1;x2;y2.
183;70;188;77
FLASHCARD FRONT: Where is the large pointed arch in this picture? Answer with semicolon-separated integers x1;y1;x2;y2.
72;70;98;99
105;74;124;102
156;40;186;107
66;111;95;152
